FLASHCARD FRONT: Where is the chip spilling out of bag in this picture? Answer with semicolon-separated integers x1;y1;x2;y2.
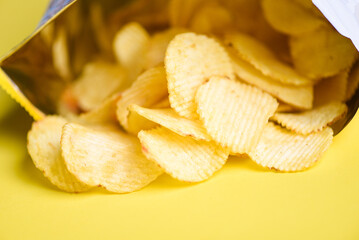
26;0;357;193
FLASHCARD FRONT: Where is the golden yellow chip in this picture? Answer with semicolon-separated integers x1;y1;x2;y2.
314;71;348;106
78;93;121;125
290;26;358;79
262;0;325;35
346;61;359;101
61;123;163;193
169;0;206;27
230;52;313;109
71;61;127;112
127;109;159;135
129;105;211;141
225;33;311;86
165;33;234;119
271;101;347;134
249;123;333;172
189;3;232;35
138;127;229;182
27;116;90;193
116;66;168;131
113;22;150;79
126;97;173;134
52;26;71;80
196;77;278;154
145;28;188;69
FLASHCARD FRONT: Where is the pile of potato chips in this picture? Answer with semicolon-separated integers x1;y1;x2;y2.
27;0;359;193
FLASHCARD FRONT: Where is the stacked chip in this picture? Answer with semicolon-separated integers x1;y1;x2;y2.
28;0;358;193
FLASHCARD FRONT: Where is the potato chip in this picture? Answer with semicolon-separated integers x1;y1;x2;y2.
127;109;159;135
78;93;122;125
230;52;313;109
52;26;71;80
165;33;234;119
27;116;90;192
116;66;168;131
196;77;278;154
271;101;347;134
262;0;325;35
61;123;163;193
126;97;172;134
290;26;358;79
189;3;232;35
138;127;229;182
314;71;348;106
71;61;127;111
130;105;211;141
145;28;188;69
346;61;359;101
169;0;207;27
249;123;333;172
113;22;150;79
225;33;311;86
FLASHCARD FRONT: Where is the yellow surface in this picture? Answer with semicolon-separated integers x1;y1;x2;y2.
1;1;359;240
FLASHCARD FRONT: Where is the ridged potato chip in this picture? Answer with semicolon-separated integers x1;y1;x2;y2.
52;26;71;80
225;33;311;86
230;52;313;109
126;97;172;135
196;77;278;154
116;66;168;131
249;123;333;172
290;26;358;79
346;61;359;101
78;93;121;125
271;101;347;134
27;116;90;193
71;61;127;111
165;32;234;119
189;3;232;35
113;22;150;79
262;0;325;35
61;123;163;193
130;105;211;141
314;71;348;106
127;109;158;135
138;127;229;182
145;28;188;69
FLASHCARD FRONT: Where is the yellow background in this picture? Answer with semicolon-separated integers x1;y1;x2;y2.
1;1;359;239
